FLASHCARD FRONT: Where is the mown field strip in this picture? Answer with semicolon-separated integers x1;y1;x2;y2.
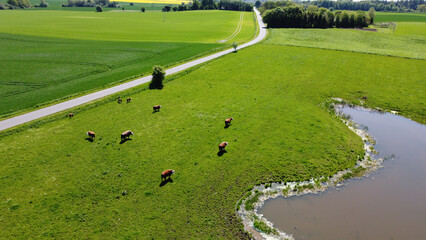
0;9;266;132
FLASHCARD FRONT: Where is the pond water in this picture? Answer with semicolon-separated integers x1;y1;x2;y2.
259;107;426;239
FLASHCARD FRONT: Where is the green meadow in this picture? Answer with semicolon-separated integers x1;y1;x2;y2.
0;10;254;42
375;12;426;22
264;23;426;59
261;12;426;60
0;10;255;117
1;23;424;239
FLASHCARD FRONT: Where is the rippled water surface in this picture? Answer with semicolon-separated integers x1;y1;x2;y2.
259;107;426;239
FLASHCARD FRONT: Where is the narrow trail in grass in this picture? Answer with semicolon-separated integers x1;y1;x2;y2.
0;8;266;132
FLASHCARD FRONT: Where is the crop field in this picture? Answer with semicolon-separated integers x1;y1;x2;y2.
1;25;424;239
0;10;254;42
0;10;255;117
263;23;426;59
375;12;426;22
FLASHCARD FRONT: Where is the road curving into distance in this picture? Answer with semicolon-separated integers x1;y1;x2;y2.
0;8;267;132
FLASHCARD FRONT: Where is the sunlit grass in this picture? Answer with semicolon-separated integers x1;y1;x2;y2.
375;12;426;23
0;10;255;116
263;25;426;59
1;41;424;238
0;10;254;42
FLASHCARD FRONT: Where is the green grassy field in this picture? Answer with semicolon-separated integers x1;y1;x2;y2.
375;12;426;22
263;23;426;59
0;10;254;42
1;28;424;238
1;0;175;11
0;10;255;117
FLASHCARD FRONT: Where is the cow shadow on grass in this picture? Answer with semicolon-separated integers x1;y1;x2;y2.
159;178;173;187
224;125;230;129
85;137;94;142
120;138;132;144
217;150;227;157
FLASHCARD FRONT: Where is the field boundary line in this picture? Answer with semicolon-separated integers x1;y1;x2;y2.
0;8;267;132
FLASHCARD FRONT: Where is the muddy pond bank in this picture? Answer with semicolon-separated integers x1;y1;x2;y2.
239;104;426;239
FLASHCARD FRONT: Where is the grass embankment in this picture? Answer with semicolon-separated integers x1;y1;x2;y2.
1;36;424;238
0;10;255;117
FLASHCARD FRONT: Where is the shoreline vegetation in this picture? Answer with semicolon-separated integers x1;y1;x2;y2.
237;100;391;240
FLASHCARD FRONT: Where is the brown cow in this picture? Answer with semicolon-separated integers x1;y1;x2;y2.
153;105;161;112
161;169;175;181
121;130;134;140
86;131;95;140
218;142;228;151
117;98;122;104
127;98;132;103
68;113;74;118
225;117;234;127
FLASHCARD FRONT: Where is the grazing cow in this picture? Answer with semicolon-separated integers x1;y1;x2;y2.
153;105;161;112
225;117;234;127
121;130;134;140
86;131;95;140
127;98;132;103
68;113;74;118
218;141;228;151
161;169;175;181
117;98;122;104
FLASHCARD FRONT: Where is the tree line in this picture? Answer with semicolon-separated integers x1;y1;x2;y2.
0;0;123;9
1;0;31;9
303;0;425;12
161;0;252;12
63;0;120;8
263;5;376;28
260;0;425;13
1;0;47;9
